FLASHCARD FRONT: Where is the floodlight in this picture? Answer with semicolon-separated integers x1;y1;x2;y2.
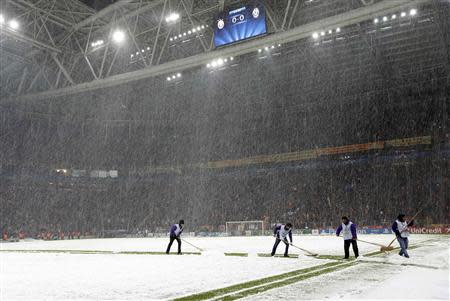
382;16;388;22
188;30;192;34
312;32;319;39
147;47;150;50
172;75;176;79
183;32;186;36
0;14;5;24
374;18;379;24
170;37;173;41
141;49;145;52
167;77;171;81
201;25;205;29
112;30;125;43
230;57;234;60
401;12;406;17
328;30;332;34
392;14;397;20
336;27;341;33
258;49;262;53
165;13;180;23
409;9;417;16
207;63;211;68
320;31;325;36
177;73;181;78
197;26;201;31
9;19;19;30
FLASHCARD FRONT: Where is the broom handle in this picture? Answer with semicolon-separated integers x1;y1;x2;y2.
387;207;424;247
289;243;318;256
357;239;387;247
275;237;316;255
180;238;203;251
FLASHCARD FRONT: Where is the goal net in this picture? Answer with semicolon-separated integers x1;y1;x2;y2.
225;220;265;236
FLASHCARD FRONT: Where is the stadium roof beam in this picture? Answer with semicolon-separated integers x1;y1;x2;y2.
5;0;430;102
0;27;62;53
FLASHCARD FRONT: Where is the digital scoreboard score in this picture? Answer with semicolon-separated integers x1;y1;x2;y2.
214;1;267;48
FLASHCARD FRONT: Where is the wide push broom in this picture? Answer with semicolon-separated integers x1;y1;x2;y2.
275;238;318;256
357;239;394;252
181;238;204;252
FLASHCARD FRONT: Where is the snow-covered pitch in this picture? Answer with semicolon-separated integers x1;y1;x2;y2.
1;234;448;300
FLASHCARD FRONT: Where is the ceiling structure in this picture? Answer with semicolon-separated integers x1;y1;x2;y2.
0;0;447;102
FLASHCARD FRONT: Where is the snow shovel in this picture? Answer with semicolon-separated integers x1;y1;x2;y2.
181;238;203;252
357;239;394;252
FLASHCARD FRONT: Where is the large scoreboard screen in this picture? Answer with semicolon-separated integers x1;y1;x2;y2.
214;1;267;48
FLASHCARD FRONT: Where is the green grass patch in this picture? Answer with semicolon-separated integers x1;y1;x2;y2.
0;249;113;254
0;249;201;255
173;261;342;301
224;253;248;257
214;262;355;301
257;253;300;258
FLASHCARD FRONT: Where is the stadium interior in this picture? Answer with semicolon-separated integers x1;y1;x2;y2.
0;0;448;237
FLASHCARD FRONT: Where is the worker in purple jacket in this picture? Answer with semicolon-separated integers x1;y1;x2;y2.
271;223;293;257
166;220;184;254
336;216;359;259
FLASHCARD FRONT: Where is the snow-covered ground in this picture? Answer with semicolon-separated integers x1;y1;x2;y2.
0;235;448;300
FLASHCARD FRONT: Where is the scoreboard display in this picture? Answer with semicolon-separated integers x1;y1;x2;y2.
214;1;267;48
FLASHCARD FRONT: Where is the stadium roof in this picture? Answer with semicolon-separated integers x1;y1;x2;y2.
0;0;446;102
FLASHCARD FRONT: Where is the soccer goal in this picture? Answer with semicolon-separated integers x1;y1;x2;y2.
225;220;265;236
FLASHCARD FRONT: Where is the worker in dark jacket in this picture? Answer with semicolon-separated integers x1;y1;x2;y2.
271;223;293;257
166;220;184;254
392;214;414;258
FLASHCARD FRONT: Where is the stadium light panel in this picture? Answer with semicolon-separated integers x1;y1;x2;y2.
8;19;19;30
165;12;180;23
112;30;125;43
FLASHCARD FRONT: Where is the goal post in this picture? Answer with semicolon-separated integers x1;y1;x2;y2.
225;220;265;236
